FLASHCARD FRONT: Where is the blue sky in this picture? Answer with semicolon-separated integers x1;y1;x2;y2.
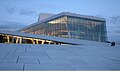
0;0;120;42
0;0;120;24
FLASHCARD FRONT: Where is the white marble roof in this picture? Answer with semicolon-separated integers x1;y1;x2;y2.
0;42;120;70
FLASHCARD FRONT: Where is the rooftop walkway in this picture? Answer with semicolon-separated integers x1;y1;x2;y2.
0;42;120;71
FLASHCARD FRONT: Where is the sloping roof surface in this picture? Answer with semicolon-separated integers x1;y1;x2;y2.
0;30;99;45
0;42;120;70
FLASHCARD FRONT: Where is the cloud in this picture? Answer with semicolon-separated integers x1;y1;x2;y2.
6;7;17;14
0;20;27;31
6;6;37;16
19;9;36;16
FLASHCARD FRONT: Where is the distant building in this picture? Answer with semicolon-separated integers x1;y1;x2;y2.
20;12;107;42
38;13;54;21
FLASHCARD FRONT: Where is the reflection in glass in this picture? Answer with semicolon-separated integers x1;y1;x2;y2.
21;16;107;42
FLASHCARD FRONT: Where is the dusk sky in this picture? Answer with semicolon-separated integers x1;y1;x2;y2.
0;0;120;42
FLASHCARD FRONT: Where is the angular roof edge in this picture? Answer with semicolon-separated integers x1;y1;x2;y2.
19;12;106;31
0;30;105;45
0;30;83;45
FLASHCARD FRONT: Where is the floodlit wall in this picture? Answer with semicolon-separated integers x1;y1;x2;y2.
0;33;75;45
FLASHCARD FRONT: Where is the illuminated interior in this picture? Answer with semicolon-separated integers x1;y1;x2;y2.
0;34;76;45
21;13;107;42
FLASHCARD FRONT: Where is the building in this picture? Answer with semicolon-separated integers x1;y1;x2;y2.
38;13;54;21
20;12;107;42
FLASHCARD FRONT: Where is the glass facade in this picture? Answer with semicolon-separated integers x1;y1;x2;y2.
21;15;107;42
67;16;107;42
